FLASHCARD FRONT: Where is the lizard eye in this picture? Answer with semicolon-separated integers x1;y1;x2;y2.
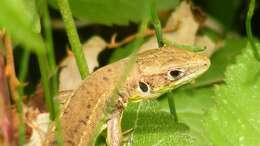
167;69;185;81
138;81;150;93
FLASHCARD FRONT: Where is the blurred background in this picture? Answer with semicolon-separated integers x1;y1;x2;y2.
0;0;260;145
12;0;260;93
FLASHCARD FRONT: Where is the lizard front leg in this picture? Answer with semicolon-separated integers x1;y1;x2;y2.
107;108;123;146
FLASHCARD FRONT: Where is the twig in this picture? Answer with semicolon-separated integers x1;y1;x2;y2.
106;27;176;48
0;49;14;146
3;34;20;102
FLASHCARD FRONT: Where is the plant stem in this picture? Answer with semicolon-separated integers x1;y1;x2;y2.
53;102;63;146
57;0;89;78
167;92;178;122
151;3;164;48
246;0;260;61
37;52;56;120
106;20;148;115
17;50;30;146
42;2;63;145
42;0;58;96
151;3;178;121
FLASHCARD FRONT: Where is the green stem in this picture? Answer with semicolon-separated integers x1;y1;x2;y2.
53;101;63;146
151;7;164;48
17;89;25;146
246;0;260;61
151;4;178;121
106;20;148;115
57;0;89;78
171;43;206;52
42;2;62;145
17;50;30;146
167;92;178;122
18;51;30;86
37;52;56;120
42;0;58;96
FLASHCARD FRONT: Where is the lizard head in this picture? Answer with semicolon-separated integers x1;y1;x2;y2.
128;47;210;101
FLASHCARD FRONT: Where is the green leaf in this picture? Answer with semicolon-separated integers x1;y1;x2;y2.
48;0;179;25
196;37;247;87
0;0;44;53
159;87;214;146
24;0;41;33
116;86;213;146
122;100;193;146
204;44;260;146
97;86;215;146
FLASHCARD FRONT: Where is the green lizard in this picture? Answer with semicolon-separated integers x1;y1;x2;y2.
44;46;210;146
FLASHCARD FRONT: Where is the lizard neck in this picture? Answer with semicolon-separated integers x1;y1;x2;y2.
44;60;135;146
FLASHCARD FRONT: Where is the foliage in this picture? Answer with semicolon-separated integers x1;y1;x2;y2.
196;37;247;86
48;0;180;25
101;37;257;146
204;45;260;146
0;0;259;146
0;0;44;53
122;100;193;146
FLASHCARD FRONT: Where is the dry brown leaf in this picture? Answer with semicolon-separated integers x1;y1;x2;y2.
140;1;219;57
59;36;106;91
25;90;74;146
27;84;46;112
165;1;199;45
25;113;49;146
37;36;107;145
195;35;216;57
140;1;199;52
204;16;223;34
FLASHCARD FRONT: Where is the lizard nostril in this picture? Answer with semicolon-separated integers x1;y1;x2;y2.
201;57;210;67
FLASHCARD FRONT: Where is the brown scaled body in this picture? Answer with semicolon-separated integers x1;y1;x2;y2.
44;47;210;146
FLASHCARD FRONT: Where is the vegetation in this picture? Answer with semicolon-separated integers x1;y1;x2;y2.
0;0;259;145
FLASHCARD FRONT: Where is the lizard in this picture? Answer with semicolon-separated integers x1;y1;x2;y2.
43;46;210;146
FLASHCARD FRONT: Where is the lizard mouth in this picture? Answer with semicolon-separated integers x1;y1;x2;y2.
173;60;210;88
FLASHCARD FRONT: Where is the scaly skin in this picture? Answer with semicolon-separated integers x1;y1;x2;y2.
43;46;210;146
